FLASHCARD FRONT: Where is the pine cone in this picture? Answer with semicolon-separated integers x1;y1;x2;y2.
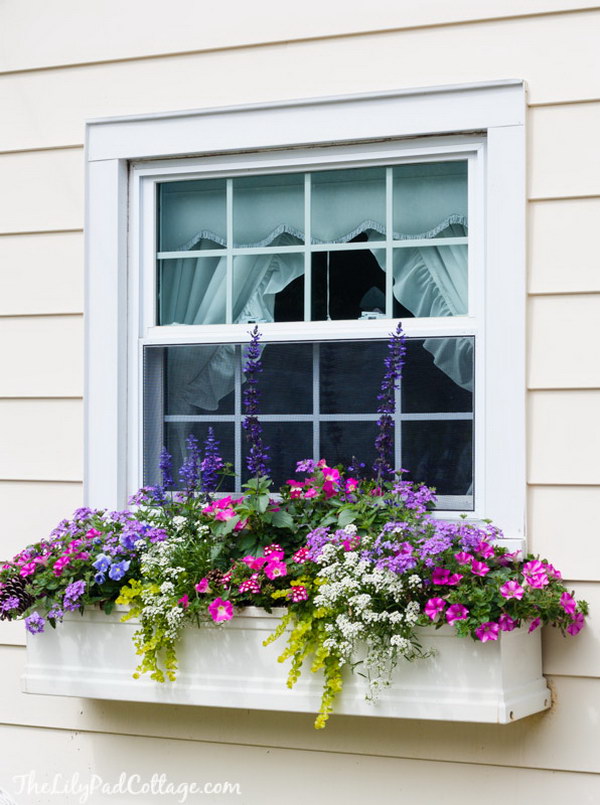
205;569;225;588
0;575;34;620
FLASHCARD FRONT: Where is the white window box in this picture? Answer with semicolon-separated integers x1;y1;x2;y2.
22;607;550;724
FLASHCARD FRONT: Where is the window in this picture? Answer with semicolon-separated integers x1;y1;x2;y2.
85;81;525;540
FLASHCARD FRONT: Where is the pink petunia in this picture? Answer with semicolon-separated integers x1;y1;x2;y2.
446;573;463;586
560;592;577;616
19;562;38;577
498;613;517;632
178;594;189;609
471;561;490;577
477;541;495;559
214;508;237;522
454;552;474;565
567;611;585;636
424;597;446;620
264;560;287;580
195;578;210;593
446;603;469;624
345;478;359;492
208;597;234;623
86;528;102;538
499;579;525;600
475;621;500;642
304;488;319;499
432;567;450;585
528;617;541;633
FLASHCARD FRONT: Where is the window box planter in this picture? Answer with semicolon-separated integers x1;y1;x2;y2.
22;607;550;724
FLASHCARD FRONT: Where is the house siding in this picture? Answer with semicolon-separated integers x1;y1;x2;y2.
0;2;598;801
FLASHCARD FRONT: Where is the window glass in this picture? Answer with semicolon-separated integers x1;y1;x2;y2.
158;179;226;252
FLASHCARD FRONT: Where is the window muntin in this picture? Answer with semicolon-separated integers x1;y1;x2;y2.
143;337;474;510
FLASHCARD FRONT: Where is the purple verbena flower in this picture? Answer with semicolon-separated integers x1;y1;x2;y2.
0;596;20;613
25;612;45;634
63;580;86;611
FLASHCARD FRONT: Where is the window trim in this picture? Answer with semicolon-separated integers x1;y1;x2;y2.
85;80;526;541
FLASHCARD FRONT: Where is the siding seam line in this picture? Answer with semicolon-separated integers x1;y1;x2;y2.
0;5;598;77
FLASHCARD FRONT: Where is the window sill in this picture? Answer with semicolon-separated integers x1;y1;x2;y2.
22;607;550;724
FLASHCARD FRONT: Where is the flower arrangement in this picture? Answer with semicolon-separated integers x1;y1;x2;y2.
0;324;588;728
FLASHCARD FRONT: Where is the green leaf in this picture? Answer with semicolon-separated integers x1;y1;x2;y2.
337;509;356;528
103;600;115;615
270;510;295;530
256;494;271;514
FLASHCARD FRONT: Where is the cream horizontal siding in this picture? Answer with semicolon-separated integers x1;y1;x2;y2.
528;392;600;485
0;480;83;559
0;316;82;397
529;487;600;579
0;723;598;805
0;149;83;233
1;13;600;153
529;199;600;294
528;295;600;388
1;0;598;74
0;400;82;481
529;102;600;199
0;232;83;314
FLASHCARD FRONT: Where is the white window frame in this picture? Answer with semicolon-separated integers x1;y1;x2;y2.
85;80;526;542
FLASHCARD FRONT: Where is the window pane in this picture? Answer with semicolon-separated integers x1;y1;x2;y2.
320;341;387;414
242;422;313;488
391;244;467;317
320;421;379;472
311;246;386;321
393;161;467;237
158;257;227;325
158;179;226;252
311;167;386;243
233;252;304;324
246;342;312;415
402;420;473;505
233;173;304;247
403;338;473;413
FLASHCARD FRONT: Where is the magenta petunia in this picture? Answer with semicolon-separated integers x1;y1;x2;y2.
471;560;490;577
424;597;446;620
477;541;495;559
431;567;450;585
265;560;287;580
560;592;577;616
499;579;524;600
454;552;473;565
475;621;500;642
498;613;517;632
195;578;210;593
528;617;541;633
566;611;585;636
446;603;469;624
208;597;234;623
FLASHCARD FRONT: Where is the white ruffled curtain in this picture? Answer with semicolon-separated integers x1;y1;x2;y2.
163;223;471;413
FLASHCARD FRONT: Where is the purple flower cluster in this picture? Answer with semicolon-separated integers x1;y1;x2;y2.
25;612;45;635
306;527;331;561
362;527;417;574
63;580;86;611
242;327;270;477
392;480;437;515
159;447;174;490
201;427;223;494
